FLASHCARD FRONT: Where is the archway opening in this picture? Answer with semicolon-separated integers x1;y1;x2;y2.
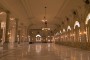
74;21;80;42
67;26;71;42
85;13;90;25
74;21;80;29
67;26;71;31
85;13;90;42
36;34;42;42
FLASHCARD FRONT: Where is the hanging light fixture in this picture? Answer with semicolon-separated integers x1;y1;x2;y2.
42;6;50;31
42;6;47;22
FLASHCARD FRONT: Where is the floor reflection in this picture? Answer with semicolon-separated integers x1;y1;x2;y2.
47;43;51;51
28;45;30;52
0;43;90;60
36;44;41;53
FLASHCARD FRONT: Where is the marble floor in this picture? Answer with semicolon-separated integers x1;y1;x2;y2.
0;43;90;60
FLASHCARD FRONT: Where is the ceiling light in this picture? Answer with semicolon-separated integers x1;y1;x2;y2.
42;28;50;30
42;6;50;31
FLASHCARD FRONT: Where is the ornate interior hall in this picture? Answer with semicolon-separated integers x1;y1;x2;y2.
0;0;90;60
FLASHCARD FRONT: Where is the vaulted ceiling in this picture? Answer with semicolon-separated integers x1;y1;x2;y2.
0;0;83;31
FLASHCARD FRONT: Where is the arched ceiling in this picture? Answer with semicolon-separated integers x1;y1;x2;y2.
0;0;83;31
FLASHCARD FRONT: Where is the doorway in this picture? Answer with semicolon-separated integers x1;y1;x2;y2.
36;34;42;42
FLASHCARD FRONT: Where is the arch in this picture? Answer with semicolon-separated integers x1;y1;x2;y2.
36;34;41;37
67;25;71;31
85;13;90;25
0;12;6;15
36;34;42;42
74;21;80;29
85;13;90;42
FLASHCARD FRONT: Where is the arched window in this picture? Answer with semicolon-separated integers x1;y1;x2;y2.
74;21;80;29
85;13;90;25
85;13;90;42
67;25;71;31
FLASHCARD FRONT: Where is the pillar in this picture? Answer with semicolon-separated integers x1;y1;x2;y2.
5;11;10;43
15;19;18;42
0;22;2;42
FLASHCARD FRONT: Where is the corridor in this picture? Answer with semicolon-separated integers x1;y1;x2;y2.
0;0;90;60
0;43;90;60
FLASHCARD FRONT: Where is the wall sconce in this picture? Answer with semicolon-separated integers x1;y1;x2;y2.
83;31;87;34
79;32;82;35
8;32;11;35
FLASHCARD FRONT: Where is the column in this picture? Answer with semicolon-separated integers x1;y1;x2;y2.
25;26;28;42
5;11;10;43
15;19;18;42
0;22;2;42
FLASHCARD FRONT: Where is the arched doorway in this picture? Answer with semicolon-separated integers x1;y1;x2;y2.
36;34;42;43
60;30;63;42
85;13;90;42
67;26;71;42
74;21;80;42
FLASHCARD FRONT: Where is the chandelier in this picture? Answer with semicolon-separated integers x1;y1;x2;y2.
42;6;50;31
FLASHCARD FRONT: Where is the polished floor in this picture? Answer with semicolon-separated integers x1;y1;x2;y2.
0;43;90;60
